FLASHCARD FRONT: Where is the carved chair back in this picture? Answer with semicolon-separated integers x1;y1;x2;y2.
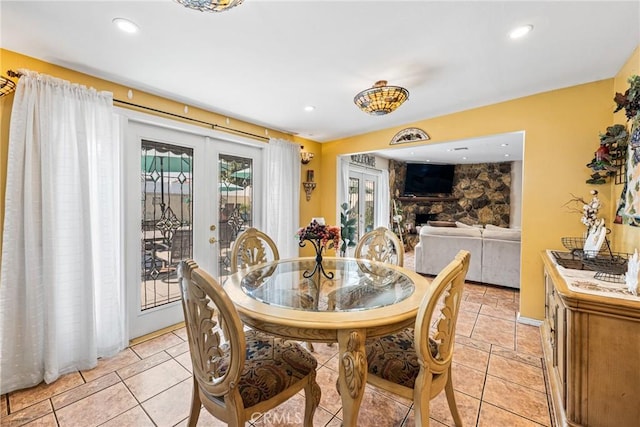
230;227;280;273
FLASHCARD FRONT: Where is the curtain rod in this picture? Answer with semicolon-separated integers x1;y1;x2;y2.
6;69;270;142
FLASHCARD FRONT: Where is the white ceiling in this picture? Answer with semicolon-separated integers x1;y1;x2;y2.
1;0;639;163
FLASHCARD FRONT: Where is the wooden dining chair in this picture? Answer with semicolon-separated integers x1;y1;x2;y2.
325;226;405;312
355;226;404;266
365;250;471;427
178;259;321;427
230;227;280;273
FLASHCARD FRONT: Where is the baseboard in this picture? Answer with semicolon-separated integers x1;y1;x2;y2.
516;313;543;326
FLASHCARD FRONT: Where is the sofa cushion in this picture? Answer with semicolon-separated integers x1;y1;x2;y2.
427;220;456;227
420;225;483;238
483;228;521;241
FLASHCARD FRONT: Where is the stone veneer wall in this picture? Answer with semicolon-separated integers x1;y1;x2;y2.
390;160;512;227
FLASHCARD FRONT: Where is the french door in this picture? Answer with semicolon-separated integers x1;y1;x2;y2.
124;116;262;339
348;169;378;248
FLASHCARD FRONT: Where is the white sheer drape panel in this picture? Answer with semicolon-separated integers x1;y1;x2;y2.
0;70;125;394
376;169;391;229
262;138;300;258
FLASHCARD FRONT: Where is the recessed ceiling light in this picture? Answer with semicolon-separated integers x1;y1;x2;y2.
304;105;315;112
462;157;467;160
509;24;533;39
500;143;509;147
113;18;139;34
505;154;510;157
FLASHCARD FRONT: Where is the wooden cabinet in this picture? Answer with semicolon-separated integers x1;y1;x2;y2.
541;253;640;427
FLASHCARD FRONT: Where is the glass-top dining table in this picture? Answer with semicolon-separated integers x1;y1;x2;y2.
224;256;432;426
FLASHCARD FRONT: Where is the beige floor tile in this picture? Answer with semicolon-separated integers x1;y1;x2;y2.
463;283;487;297
402;410;449;427
308;341;339;366
465;294;499;307
490;345;542;368
427;390;480;427
516;324;544;357
479;304;517;321
352;388;410;427
80;348;141;383
478;402;546;426
165;340;190;358
451;363;486;399
130;332;185;359
55;382;137;427
454;335;492;353
51;372;120;410
483;375;550;426
172;327;188;341
9;373;84;412
1;400;53;427
484;286;516;302
174;350;193;372
497;299;520;312
2;275;556;427
314;366;342;415
471;314;515;349
252;392;335;426
366;382;413;408
460;299;482;313
124;359;191;402
142;379;192;427
21;412;58;426
116;350;171;380
101;405;155;427
488;354;546;393
455;310;479;337
453;343;490;372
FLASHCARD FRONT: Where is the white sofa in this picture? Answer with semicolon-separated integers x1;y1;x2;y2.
414;223;521;288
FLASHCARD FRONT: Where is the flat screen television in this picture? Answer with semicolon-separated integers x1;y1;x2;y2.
403;163;455;196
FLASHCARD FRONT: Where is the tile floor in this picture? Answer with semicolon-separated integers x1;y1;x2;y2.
1;253;550;427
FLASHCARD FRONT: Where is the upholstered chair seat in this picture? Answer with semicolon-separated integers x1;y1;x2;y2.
364;250;471;427
366;329;440;389
218;330;318;408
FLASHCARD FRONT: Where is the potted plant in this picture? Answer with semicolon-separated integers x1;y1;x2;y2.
340;202;357;256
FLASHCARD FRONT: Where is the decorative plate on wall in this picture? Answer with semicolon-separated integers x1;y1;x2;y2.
389;127;430;145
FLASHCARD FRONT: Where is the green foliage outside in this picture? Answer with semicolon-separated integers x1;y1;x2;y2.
340;202;357;256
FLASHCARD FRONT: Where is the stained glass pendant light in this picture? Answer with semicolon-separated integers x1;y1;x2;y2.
175;0;244;13
354;80;409;115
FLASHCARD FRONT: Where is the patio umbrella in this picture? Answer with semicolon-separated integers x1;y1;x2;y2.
231;168;251;180
219;182;244;191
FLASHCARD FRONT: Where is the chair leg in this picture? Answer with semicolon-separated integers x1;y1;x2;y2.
413;372;432;427
187;377;202;427
445;367;463;426
303;373;321;427
304;341;315;352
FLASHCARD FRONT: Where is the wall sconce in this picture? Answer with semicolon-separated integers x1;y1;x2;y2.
301;151;315;165
302;182;316;201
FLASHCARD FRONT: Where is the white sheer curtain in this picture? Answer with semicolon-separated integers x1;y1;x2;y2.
262;138;300;258
375;169;391;229
0;70;125;394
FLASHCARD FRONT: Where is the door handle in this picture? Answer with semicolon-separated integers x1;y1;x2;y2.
209;237;218;244
210;225;216;231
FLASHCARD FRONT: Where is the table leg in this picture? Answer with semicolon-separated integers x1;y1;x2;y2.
337;329;367;427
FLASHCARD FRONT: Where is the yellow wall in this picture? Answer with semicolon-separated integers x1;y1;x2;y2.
2;47;639;319
609;46;640;252
0;49;318;250
320;79;618;320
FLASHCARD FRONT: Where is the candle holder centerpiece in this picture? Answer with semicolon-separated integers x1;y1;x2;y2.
297;220;341;280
